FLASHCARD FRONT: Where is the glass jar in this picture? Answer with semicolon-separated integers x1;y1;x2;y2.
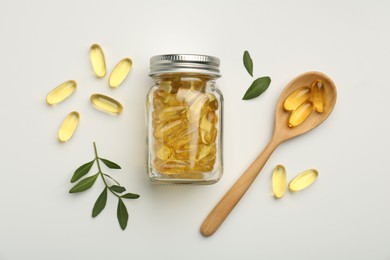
146;54;223;184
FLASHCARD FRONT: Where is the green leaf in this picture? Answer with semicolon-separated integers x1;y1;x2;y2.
110;185;126;194
100;158;121;169
69;173;99;193
117;198;128;230
70;160;95;183
242;76;271;100
122;193;140;199
243;51;254;77
92;188;107;217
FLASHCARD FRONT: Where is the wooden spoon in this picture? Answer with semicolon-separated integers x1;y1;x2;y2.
200;71;337;237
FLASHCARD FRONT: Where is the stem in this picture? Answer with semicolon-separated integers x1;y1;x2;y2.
104;174;120;185
93;142;120;198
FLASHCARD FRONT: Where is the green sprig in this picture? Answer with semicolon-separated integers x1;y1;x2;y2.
242;50;271;100
69;142;140;230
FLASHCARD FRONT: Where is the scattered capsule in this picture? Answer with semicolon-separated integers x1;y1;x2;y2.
90;93;123;115
58;111;79;142
311;80;326;113
90;44;106;78
288;101;313;127
284;86;311;111
46;80;77;105
272;165;286;199
109;58;132;88
289;169;318;192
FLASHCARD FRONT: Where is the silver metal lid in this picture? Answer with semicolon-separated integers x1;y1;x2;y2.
149;54;220;77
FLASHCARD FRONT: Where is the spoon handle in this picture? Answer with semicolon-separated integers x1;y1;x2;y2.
200;138;279;237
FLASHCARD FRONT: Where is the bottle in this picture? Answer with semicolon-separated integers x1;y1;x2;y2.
147;54;223;184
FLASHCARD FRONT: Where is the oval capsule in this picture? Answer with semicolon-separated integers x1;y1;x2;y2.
272;165;286;199
90;94;123;115
312;80;326;113
58;111;80;142
288;101;313;127
109;58;132;88
90;44;106;78
46;80;77;105
288;169;318;192
284;86;311;111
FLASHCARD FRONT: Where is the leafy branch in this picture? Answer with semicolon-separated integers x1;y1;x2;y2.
69;142;140;230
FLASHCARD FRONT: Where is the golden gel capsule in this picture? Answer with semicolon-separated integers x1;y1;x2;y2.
272;165;286;199
288;169;318;192
152;106;186;122
155;144;172;161
58;111;79;142
46;80;77;105
207;93;219;111
288;101;313;127
154;120;182;139
312;80;326;113
90;93;123;115
284;86;311;111
90;44;106;78
109;58;132;88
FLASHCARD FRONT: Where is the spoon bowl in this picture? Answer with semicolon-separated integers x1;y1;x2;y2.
200;71;337;237
273;71;337;143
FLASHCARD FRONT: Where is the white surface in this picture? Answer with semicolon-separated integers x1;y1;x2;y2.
1;0;389;259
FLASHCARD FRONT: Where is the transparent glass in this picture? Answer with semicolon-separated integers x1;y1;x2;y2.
146;73;223;184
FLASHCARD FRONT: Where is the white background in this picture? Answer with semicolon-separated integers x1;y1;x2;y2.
1;0;389;259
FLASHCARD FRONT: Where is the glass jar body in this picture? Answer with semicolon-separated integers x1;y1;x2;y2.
146;73;223;184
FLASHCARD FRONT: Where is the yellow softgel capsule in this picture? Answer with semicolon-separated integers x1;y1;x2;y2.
153;120;182;139
90;44;106;78
90;93;123;115
288;169;318;192
207;93;219;111
272;165;286;199
187;94;209;123
46;80;77;105
163;94;181;106
58;111;80;142
200;127;217;145
109;58;132;88
156;159;189;174
311;80;326;113
155;144;172;161
284;86;311;111
288;101;313;127
196;144;216;163
152;106;186;122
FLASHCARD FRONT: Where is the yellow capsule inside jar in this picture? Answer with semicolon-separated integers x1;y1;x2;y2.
147;54;223;184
